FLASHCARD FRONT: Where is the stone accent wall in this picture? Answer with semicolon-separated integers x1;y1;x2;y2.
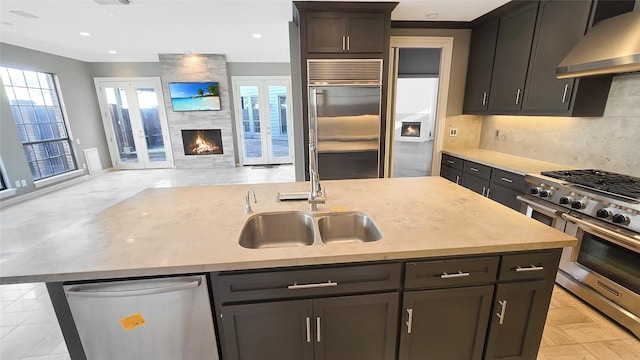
159;54;235;169
479;73;640;177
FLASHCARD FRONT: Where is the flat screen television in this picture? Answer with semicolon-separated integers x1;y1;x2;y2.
168;82;221;111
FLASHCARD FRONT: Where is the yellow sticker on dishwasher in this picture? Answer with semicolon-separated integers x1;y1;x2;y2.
330;206;348;211
119;313;146;331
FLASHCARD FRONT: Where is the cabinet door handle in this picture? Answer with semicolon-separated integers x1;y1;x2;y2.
316;317;321;342
515;89;522;105
288;281;337;290
405;308;414;334
500;177;513;183
455;175;460;185
342;36;346;51
469;167;480;172
346;36;350;51
496;300;508;325
306;317;311;343
515;264;544;272
440;271;470;279
482;187;487;196
482;91;488;106
486;188;491;197
562;84;569;103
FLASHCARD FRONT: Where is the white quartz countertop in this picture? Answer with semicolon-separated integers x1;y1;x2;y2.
442;148;574;175
0;177;576;284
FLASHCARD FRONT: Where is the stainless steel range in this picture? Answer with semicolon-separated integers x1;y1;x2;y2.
520;169;640;338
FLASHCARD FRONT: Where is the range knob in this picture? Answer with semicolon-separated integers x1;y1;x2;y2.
612;214;629;224
530;187;541;195
539;190;552;198
571;200;586;209
559;197;571;205
596;209;612;218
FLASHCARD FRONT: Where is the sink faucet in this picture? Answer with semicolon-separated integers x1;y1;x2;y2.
308;87;325;211
245;189;257;214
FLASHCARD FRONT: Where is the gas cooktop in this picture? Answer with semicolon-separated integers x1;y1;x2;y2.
540;169;640;201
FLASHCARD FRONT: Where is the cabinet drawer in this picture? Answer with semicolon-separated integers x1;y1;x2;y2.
405;257;499;289
442;154;464;170
498;249;561;282
490;168;525;192
463;161;492;180
214;263;402;303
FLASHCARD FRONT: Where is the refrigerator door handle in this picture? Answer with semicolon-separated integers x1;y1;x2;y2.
66;279;202;298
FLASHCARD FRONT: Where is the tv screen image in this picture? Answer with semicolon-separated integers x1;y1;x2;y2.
168;82;221;111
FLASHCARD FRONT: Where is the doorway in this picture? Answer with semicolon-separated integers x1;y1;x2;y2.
94;78;173;170
386;37;453;177
232;76;294;165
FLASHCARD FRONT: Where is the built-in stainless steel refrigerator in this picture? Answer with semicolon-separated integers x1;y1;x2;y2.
308;59;383;180
63;275;218;360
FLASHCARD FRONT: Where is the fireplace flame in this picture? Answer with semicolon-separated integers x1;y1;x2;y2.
403;125;419;136
191;131;220;154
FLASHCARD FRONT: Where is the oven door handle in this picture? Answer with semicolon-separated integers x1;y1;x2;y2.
516;195;560;216
561;213;640;252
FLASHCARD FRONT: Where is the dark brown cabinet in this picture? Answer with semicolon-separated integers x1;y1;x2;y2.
220;293;398;360
488;2;539;113
463;19;499;113
441;154;525;211
306;12;385;53
399;286;494;360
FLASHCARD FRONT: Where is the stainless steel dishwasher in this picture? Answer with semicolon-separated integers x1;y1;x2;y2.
63;275;219;360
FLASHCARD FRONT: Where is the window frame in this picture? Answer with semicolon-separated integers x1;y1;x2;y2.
1;66;78;181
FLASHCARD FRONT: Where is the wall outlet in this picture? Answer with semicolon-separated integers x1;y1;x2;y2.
14;180;21;188
76;138;81;145
449;128;458;136
20;179;27;187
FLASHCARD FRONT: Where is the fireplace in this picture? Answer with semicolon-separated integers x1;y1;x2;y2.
401;122;421;137
181;129;223;155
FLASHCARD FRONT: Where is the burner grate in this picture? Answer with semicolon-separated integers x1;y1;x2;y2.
541;169;640;200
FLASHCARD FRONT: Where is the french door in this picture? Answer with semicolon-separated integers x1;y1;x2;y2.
232;77;293;165
94;78;173;169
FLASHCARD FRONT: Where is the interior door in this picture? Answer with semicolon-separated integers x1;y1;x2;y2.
95;78;173;169
232;77;294;165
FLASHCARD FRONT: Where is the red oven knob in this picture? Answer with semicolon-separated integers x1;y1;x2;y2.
596;209;612;218
612;214;629;224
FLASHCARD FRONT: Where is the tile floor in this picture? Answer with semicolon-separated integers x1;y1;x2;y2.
1;166;639;359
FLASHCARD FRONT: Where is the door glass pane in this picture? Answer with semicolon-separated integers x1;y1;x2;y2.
240;85;261;158
268;86;290;158
136;87;167;162
105;87;138;163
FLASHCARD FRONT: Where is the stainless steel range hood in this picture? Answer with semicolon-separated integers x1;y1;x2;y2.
556;10;640;79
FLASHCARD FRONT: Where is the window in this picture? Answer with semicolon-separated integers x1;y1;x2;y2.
1;67;77;180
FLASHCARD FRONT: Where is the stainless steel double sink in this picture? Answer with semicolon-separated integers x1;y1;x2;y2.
239;211;382;249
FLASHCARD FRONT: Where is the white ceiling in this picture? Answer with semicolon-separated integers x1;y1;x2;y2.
0;0;509;63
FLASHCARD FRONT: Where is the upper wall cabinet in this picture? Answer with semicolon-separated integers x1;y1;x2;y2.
463;0;635;117
462;19;499;113
306;12;385;53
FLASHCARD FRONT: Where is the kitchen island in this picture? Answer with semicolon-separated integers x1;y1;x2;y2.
0;177;576;360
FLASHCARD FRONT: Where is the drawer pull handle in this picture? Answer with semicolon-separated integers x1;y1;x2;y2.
306;317;311;343
496;300;508;325
470;167;480;172
515;265;544;272
441;271;470;279
446;160;455;164
500;177;513;183
288;280;337;290
406;308;414;334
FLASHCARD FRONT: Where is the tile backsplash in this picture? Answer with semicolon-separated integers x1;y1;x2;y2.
478;73;640;177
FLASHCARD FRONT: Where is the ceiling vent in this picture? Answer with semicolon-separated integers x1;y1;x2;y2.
94;0;132;5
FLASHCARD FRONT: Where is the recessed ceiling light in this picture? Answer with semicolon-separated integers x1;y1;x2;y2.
9;10;39;19
80;32;92;37
425;13;439;20
252;33;262;39
2;22;14;26
108;50;117;54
